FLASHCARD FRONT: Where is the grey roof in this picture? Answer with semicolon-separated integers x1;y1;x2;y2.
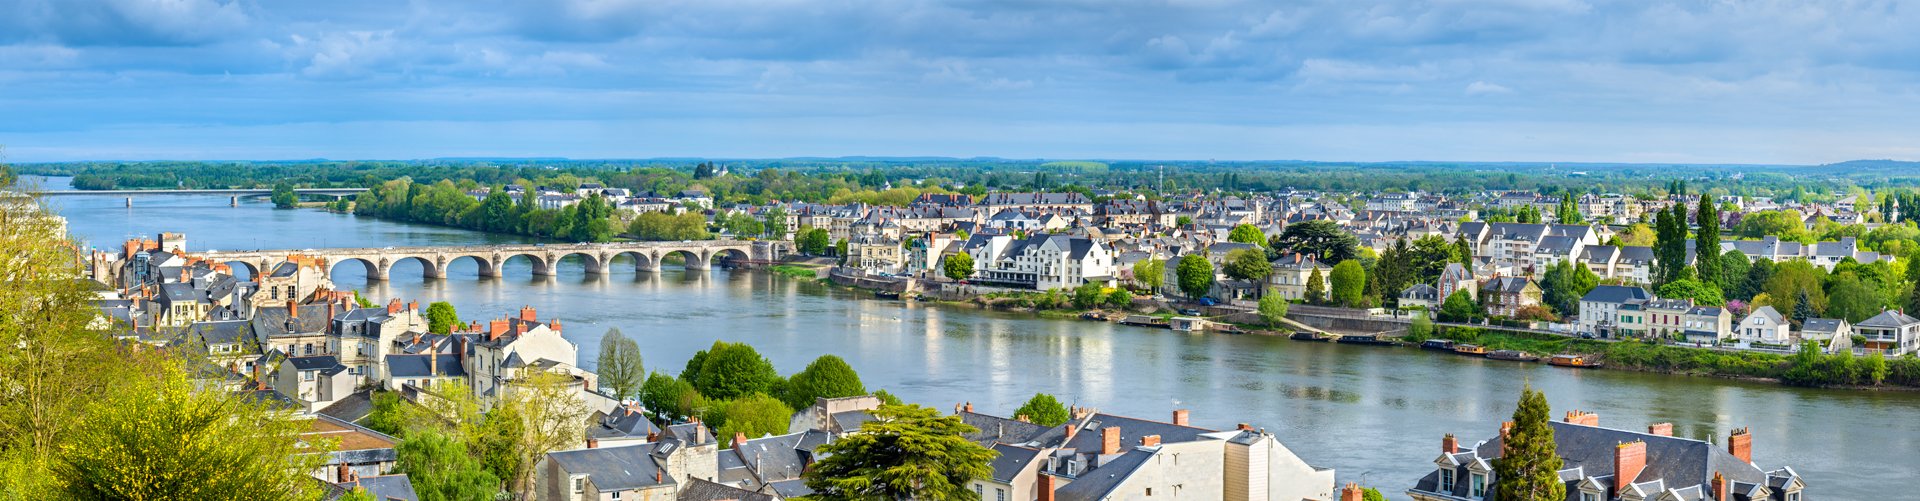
1401;284;1440;300
191;319;252;346
1857;309;1920;328
1746;306;1786;324
318;391;376;424
958;411;1057;447
718;430;830;485
1063;413;1214;453
1581;285;1651;304
383;354;466;378
988;443;1043;483
676;478;776;501
1481;277;1534;294
546;443;674;492
287;355;342;372
251;304;333;338
1412;422;1779;501
592;408;662;440
766;479;814;499
350;475;419;501
828;410;875;434
1801;318;1847;334
1052;448;1154;501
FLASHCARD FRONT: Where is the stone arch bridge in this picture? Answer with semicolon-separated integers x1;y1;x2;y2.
202;240;786;281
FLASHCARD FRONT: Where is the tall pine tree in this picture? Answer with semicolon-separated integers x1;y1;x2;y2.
1493;384;1565;501
1694;197;1721;293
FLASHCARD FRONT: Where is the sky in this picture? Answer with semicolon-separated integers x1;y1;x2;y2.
2;0;1918;164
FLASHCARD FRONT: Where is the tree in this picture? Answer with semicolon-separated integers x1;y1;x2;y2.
1363;487;1389;501
803;404;996;500
1618;223;1657;247
1556;196;1582;224
495;370;590;495
798;227;832;255
395;429;502;501
1408;235;1458;283
692;341;781;401
1408;310;1434;340
1132;257;1166;291
1105;289;1134;309
1071;282;1105;309
1718;250;1750;296
1330;260;1367;308
1764;260;1826;322
1440;290;1479;322
1738;258;1775;301
597;328;645;400
783;355;867;410
1176;254;1215;300
365;391;411;436
1825;275;1882;323
474;403;526;486
1305;267;1327;305
271;181;298;208
1492;384;1565;501
1453;233;1475;274
872;389;904;406
1653;205;1689;287
1258;290;1290;327
1224;248;1272;281
1696;197;1722;286
717;393;795;447
1013;393;1070;427
1270;220;1359;265
1228;224;1266;246
943;253;975;281
641;371;700;420
425;301;459;334
1656;279;1725;306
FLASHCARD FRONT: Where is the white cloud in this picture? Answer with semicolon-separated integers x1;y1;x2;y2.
1465;81;1512;95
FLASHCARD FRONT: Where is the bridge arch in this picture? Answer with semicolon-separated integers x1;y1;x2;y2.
221;260;261;280
500;253;554;277
610;251;658;273
662;249;709;271
709;247;751;268
444;254;498;278
327;257;385;281
388;255;441;279
556;251;606;275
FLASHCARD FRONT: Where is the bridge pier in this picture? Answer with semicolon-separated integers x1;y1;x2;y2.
636;257;662;273
231;196;239;207
685;252;712;271
369;263;390;281
531;260;556;277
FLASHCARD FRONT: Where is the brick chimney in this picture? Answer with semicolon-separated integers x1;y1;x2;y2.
1101;426;1121;455
488;319;508;340
549;319;561;333
1648;422;1674;437
1711;471;1728;501
1442;434;1458;454
327;301;336;322
1172;409;1190;426
1016;414;1030;423
1237;423;1252;431
1615;441;1647;489
1038;474;1056;501
519;305;536;322
1340;483;1364;501
1499;421;1514;439
407;300;418;312
734;432;749;448
429;353;438;376
1563;410;1598;427
337;463;352;483
586;438;598;449
1140;435;1160;447
287;299;298;318
964;402;973;413
387;298;402;315
1728;428;1752;464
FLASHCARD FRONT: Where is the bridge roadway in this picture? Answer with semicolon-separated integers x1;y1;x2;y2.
34;188;369;196
201;240;785;280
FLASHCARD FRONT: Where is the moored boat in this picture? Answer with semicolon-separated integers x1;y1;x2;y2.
1548;354;1602;368
1487;350;1540;362
1336;334;1395;346
1120;315;1170;328
1290;331;1332;342
1420;339;1457;351
1453;344;1487;355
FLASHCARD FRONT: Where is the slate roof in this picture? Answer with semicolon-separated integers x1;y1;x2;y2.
1858;309;1920;328
191;319;252;346
675;478;776;501
383;354;466;378
251;304;333;338
591;408;662;440
288;355;342;372
350;475;419;501
1411;422;1782;501
1581;285;1651;304
547;443;675;492
958;411;1057;447
1051;448;1154;501
1800;318;1847;335
1746;306;1786;324
766;479;814;499
988;443;1043;483
718;430;830;486
1062;413;1214;453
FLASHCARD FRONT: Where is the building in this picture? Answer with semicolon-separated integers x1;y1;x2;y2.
1400;284;1441;310
1478;277;1541;318
962;233;1114;290
1736;306;1793;347
1038;409;1336;501
1408;411;1806;501
1681;305;1733;343
1577;285;1651;337
1641;298;1695;338
1269;253;1330;301
1854;310;1920;356
1437;263;1476;301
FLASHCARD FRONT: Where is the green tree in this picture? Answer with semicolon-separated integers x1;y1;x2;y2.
1013;393;1070;427
1655;279;1725;306
1305;267;1327;305
803;404;997;500
1132;257;1166;291
872;389;905;406
1071;282;1105;309
1252;290;1289;328
641;371;700;420
1825;275;1882;323
365;391;411;436
495;370;590;495
1176;254;1216;299
1764;260;1826;321
1696;197;1722;286
1492;384;1565;501
1105;289;1134;309
1440;290;1479;322
1408;310;1434;341
597;328;645;400
692;341;781;401
943;253;975;281
1224;248;1272;282
798;227;832;255
1270;220;1359;265
717;393;796;447
1330;260;1367;308
393;429;503;501
474;404;527;492
783;355;867;410
1718;250;1750;296
1228;224;1266;246
425;301;459;334
271;181;298;208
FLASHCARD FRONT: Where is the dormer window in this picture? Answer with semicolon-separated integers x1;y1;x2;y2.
1440;468;1456;492
1471;473;1486;498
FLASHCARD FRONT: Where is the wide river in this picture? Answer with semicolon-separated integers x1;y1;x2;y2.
27;176;1918;498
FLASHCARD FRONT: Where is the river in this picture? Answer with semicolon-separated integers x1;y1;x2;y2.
24;175;1918;498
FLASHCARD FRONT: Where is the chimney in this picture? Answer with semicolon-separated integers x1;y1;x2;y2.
429;353;438;376
1063;423;1078;443
387;299;401;315
337;463;351;483
1728;428;1752;464
407;300;418;312
1563;410;1598;427
1038;474;1056;501
1016;414;1030;423
327;301;336;322
1100;427;1121;455
1442;434;1458;454
1615;440;1647;489
1140;435;1160;447
1172;409;1190;426
655;470;662;484
1711;472;1729;501
519;305;536;322
586;438;598;449
489;319;508;340
412;333;421;346
1648;423;1674;437
964;402;973;413
1340;483;1364;501
1237;423;1252;431
734;432;749;448
550;319;562;333
1499;421;1514;439
287;300;297;318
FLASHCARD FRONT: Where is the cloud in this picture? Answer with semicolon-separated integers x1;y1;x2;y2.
1465;81;1512;95
1;0;253;46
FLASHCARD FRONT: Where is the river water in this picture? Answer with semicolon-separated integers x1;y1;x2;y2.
25;176;1917;498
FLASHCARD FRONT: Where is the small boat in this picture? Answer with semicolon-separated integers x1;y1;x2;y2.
1421;339;1457;351
1336;334;1395;346
1453;344;1488;356
1548;354;1602;368
1290;331;1332;342
873;290;901;299
1487;350;1541;362
1120;315;1170;328
1080;311;1110;321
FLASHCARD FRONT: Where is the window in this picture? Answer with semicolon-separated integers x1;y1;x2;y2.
1471;473;1485;498
1786;493;1801;501
1579;492;1599;501
573;477;584;494
1439;469;1455;492
996;488;1006;501
610;491;621;500
974;485;983;496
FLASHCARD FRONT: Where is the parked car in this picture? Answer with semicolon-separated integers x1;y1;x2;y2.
1179;308;1202;316
1198;297;1218;306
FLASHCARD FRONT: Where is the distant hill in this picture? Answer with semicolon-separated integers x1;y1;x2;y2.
1821;159;1920;170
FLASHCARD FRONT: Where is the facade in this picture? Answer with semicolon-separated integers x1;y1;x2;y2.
1854;310;1920;356
1478;277;1541;318
1577;285;1651;337
1270;253;1330;301
963;233;1114;290
1737;306;1793;346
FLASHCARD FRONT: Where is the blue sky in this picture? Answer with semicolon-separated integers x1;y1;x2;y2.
2;0;1917;164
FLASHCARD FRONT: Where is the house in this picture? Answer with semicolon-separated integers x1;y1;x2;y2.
1269;253;1330;301
1682;306;1733;343
300;414;402;484
1641;298;1695;338
675;478;775;501
1737;306;1794;347
1408;412;1806;501
1854;310;1920;356
1478;277;1542;318
276;355;354;411
1801;318;1854;354
1577;285;1651;337
1039;409;1335;501
717;429;832;497
1400;284;1441;310
537;443;679;501
962;233;1114;290
1437;263;1476;301
786;395;882;436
